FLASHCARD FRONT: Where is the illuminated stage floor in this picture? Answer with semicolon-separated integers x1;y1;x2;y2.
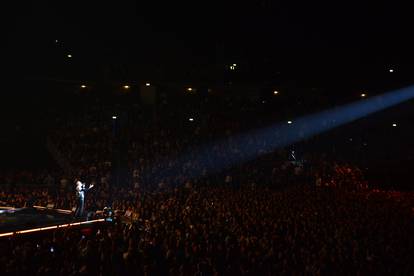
0;207;105;237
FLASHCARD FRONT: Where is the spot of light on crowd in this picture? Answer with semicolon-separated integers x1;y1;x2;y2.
230;66;235;70
123;85;130;89
361;93;366;98
67;54;72;58
112;116;117;120
81;85;87;88
186;87;193;92
189;118;194;122
273;90;279;95
392;123;397;127
287;120;292;124
233;63;237;67
389;68;394;73
55;39;58;43
145;82;151;87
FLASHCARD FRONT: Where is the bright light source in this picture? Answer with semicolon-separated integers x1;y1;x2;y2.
273;90;279;95
189;118;194;122
123;85;130;89
81;85;87;88
287;120;292;124
112;116;117;120
186;87;193;92
67;54;72;58
230;66;235;70
233;63;237;67
55;39;58;43
389;69;394;73
0;218;105;237
262;100;266;104
361;93;366;98
392;123;397;127
145;82;151;87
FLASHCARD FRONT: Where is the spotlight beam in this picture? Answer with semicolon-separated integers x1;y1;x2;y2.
152;86;414;180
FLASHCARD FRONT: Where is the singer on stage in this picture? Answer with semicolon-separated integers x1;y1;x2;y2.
74;179;94;218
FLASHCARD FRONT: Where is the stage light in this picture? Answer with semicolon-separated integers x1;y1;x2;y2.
189;118;194;122
361;93;366;98
145;82;151;86
146;84;414;182
81;85;87;88
392;123;397;127
123;85;130;89
273;90;279;95
233;63;237;67
186;87;193;92
230;66;235;70
0;232;13;237
112;116;117;120
0;218;106;238
55;39;58;43
389;69;394;73
67;54;72;58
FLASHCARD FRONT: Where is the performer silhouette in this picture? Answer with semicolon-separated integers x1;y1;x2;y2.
74;180;94;218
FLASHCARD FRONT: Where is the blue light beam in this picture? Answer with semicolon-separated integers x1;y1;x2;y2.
151;86;414;181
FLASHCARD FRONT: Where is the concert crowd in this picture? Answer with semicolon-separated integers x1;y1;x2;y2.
0;94;413;275
1;185;413;275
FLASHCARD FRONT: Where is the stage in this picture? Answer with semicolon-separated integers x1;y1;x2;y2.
0;206;106;238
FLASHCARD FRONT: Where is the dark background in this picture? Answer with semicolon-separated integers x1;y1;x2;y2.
3;1;414;82
1;1;413;189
